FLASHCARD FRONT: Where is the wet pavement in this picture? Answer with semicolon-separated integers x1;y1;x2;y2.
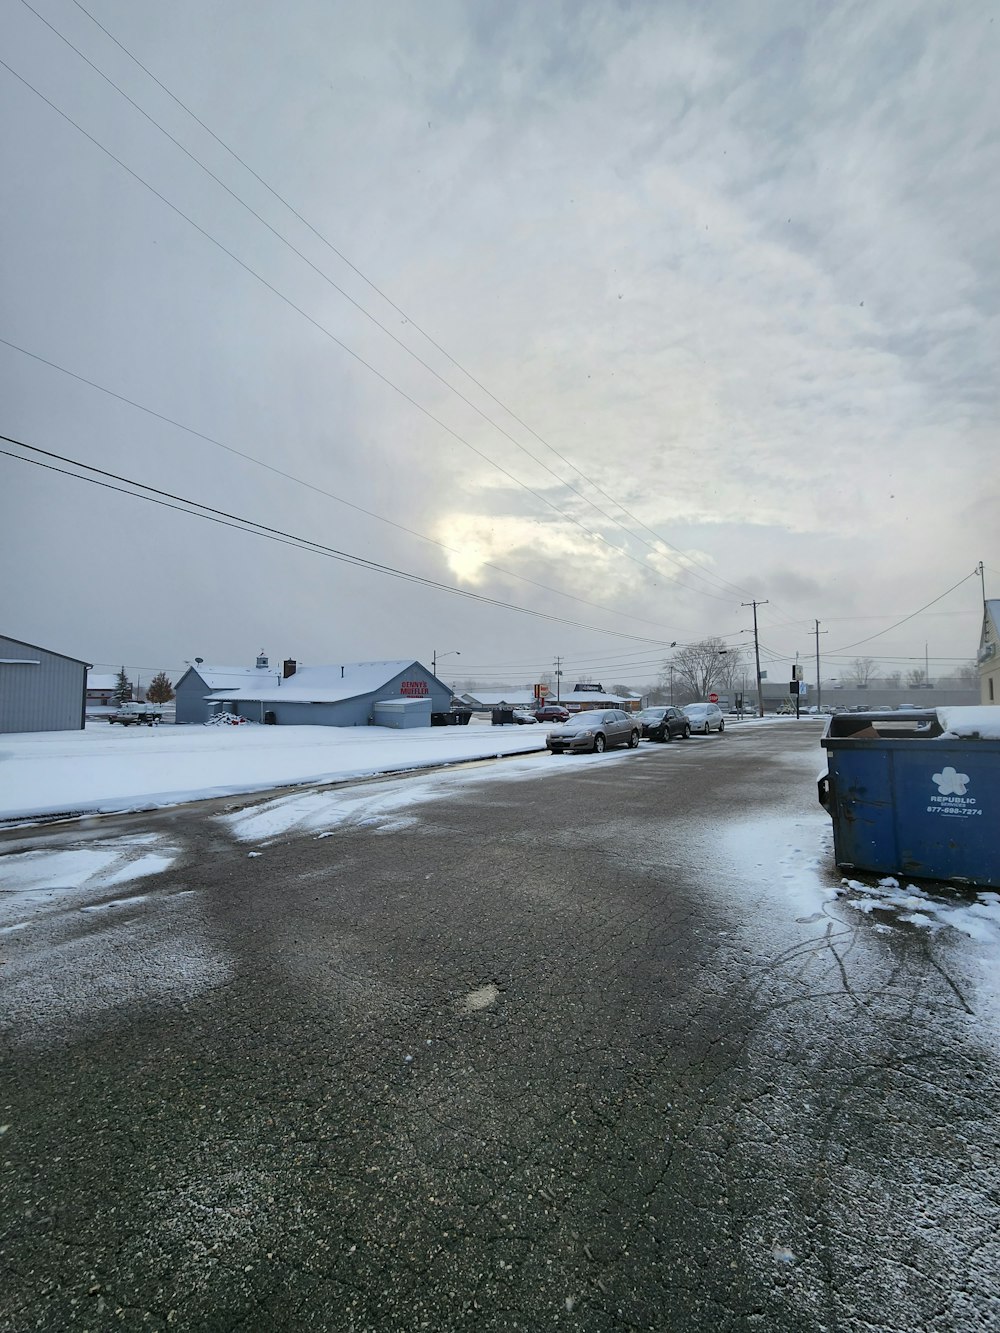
1;725;998;1331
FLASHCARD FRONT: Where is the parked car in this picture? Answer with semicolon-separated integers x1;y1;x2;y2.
512;709;540;724
533;703;570;723
546;709;640;754
638;706;691;742
682;702;725;734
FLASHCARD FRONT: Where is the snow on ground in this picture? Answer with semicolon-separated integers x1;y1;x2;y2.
0;829;234;1043
221;751;554;843
0;833;181;933
0;714;808;826
0;718;550;823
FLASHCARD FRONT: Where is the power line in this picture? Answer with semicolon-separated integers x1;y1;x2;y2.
0;336;688;638
1;37;740;607
63;0;757;603
1;434;681;646
826;570;981;654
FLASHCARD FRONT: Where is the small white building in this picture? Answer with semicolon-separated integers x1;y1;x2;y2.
978;599;1000;705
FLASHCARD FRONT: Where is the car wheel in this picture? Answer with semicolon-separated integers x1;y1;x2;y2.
629;729;640;748
682;725;691;739
719;719;725;732
593;733;606;753
703;722;710;734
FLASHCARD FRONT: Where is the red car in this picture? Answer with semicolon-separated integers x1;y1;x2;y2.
533;704;570;723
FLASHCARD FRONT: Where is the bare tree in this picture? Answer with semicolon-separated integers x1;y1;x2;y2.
955;660;978;688
906;668;927;688
665;638;728;702
848;657;877;687
883;670;902;689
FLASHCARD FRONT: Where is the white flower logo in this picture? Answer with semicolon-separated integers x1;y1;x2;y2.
933;766;970;796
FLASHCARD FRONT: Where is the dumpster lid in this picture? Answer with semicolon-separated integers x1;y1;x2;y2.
823;706;1000;743
823;709;942;740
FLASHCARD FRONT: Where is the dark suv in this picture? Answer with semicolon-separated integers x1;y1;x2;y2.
533;703;570;723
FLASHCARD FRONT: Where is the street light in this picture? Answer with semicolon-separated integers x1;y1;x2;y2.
431;648;460;677
719;647;749;717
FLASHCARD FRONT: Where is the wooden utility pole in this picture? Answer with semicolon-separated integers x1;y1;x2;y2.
814;619;827;709
741;600;768;717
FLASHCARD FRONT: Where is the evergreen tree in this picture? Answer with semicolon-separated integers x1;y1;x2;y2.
146;671;175;704
113;666;133;706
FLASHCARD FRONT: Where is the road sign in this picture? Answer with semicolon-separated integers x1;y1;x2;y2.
534;683;550;699
709;692;719;703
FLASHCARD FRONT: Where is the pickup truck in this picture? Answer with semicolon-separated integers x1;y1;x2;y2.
108;703;162;726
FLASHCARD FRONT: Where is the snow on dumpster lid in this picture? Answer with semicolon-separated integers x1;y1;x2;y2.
936;706;1000;739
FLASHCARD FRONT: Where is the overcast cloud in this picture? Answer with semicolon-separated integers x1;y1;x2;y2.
2;0;997;690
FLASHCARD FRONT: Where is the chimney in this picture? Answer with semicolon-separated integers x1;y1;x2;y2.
283;659;297;679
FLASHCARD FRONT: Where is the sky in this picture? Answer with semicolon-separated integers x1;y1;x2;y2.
2;0;998;693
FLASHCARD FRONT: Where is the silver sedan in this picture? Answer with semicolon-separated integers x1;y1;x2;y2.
546;709;640;754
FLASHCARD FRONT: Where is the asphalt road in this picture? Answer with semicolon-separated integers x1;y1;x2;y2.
2;724;998;1331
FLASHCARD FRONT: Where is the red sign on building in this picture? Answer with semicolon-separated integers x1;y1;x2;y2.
400;680;429;697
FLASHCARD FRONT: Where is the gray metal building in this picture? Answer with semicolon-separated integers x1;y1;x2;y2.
174;655;282;725
0;634;89;734
213;659;451;727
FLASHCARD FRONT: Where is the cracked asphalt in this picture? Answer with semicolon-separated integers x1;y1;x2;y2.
1;724;998;1331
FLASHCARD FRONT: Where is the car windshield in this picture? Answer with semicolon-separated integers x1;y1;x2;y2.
683;705;708;715
640;709;666;721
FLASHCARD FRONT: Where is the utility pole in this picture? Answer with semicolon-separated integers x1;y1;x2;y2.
741;600;768;717
553;656;563;704
814;619;827;709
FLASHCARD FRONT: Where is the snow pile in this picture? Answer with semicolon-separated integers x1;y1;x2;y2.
837;875;1000;942
937;706;1000;740
205;712;251;725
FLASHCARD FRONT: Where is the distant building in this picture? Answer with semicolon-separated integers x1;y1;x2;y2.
86;671;119;712
174;653;283;724
0;634;89;733
212;658;451;728
176;654;452;728
459;689;537;710
978;600;1000;704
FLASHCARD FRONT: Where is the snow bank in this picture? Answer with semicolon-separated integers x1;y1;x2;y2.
0;720;548;823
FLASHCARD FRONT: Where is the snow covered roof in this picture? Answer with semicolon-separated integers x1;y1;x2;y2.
211;660;425;703
460;690;537;707
86;672;119;691
184;664;283;690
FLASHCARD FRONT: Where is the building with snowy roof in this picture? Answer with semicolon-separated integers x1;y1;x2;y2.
177;654;453;728
0;634;89;733
174;653;283;724
458;689;538;709
978;600;1000;705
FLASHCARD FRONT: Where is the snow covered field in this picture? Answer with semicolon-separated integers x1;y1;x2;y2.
0;717;557;823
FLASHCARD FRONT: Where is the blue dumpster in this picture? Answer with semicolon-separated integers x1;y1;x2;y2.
819;709;1000;888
